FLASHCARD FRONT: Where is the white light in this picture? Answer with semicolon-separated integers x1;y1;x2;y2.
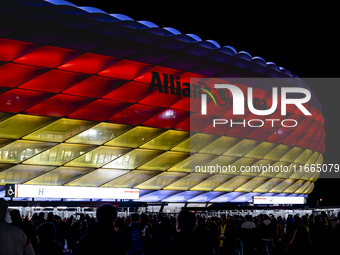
13;184;139;200
253;196;305;204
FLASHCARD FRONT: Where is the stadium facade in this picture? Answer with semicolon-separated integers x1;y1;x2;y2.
0;0;325;204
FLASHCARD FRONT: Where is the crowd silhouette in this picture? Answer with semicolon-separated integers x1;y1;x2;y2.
1;203;340;255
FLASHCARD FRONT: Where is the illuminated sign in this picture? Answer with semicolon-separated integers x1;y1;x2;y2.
252;196;305;204
5;184;139;200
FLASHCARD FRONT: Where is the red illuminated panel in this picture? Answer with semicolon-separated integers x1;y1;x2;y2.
283;131;305;146
143;109;190;129
0;64;46;88
297;134;314;148
0;39;38;62
58;53;119;74
98;60;153;80
317;140;325;154
170;97;201;112
25;94;93;117
315;110;324;124
102;81;151;103
293;103;310;117
68;99;130;121
19;70;89;93
224;107;251;119
266;93;281;112
320;115;325;126
108;104;164;125
202;100;233;116
266;128;293;144
13;46;81;68
133;66;184;84
266;111;293;128
296;117;313;133
175;113;225;134
247;125;277;141
251;88;271;99
0;89;53;113
185;113;216;132
138;91;183;108
199;117;234;135
306;105;317;120
173;117;191;132
226;122;255;139
62;76;126;98
309;137;321;151
177;72;207;85
316;126;325;138
307;121;320;136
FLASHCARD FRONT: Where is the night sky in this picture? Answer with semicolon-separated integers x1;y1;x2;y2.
67;1;339;206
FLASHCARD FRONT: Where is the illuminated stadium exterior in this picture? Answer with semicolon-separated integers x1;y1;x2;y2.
0;0;325;204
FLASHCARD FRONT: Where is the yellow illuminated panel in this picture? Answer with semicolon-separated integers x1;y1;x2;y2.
287;164;306;179
263;144;291;161
163;173;212;190
295;181;311;193
223;139;260;157
259;161;291;178
294;149;313;164
140;130;189;150
66;169;129;187
239;160;274;177
66;123;132;145
280;147;304;162
23;118;95;142
274;162;296;179
269;179;296;193
0;140;57;163
252;178;284;193
0;165;56;185
308;154;323;180
214;176;252;192
301;170;316;181
168;153;217;172
305;151;319;165
201;156;239;174
135;172;188;190
245;142;278;159
102;149;163;169
315;153;323;165
105;126;164;148
171;133;218;153
231;158;258;175
304;182;314;194
309;171;320;182
199;136;241;155
102;170;160;188
24;143;96;166
65;146;131;168
190;175;234;191
25;166;95;185
138;151;189;171
0;114;54;139
234;177;268;192
284;180;305;193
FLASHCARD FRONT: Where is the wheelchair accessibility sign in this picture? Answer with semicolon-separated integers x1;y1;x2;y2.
5;184;16;197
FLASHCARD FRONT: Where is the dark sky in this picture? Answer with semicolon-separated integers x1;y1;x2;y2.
67;1;339;206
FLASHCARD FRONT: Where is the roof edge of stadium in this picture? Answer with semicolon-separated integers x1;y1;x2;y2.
38;1;292;73
10;0;316;97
